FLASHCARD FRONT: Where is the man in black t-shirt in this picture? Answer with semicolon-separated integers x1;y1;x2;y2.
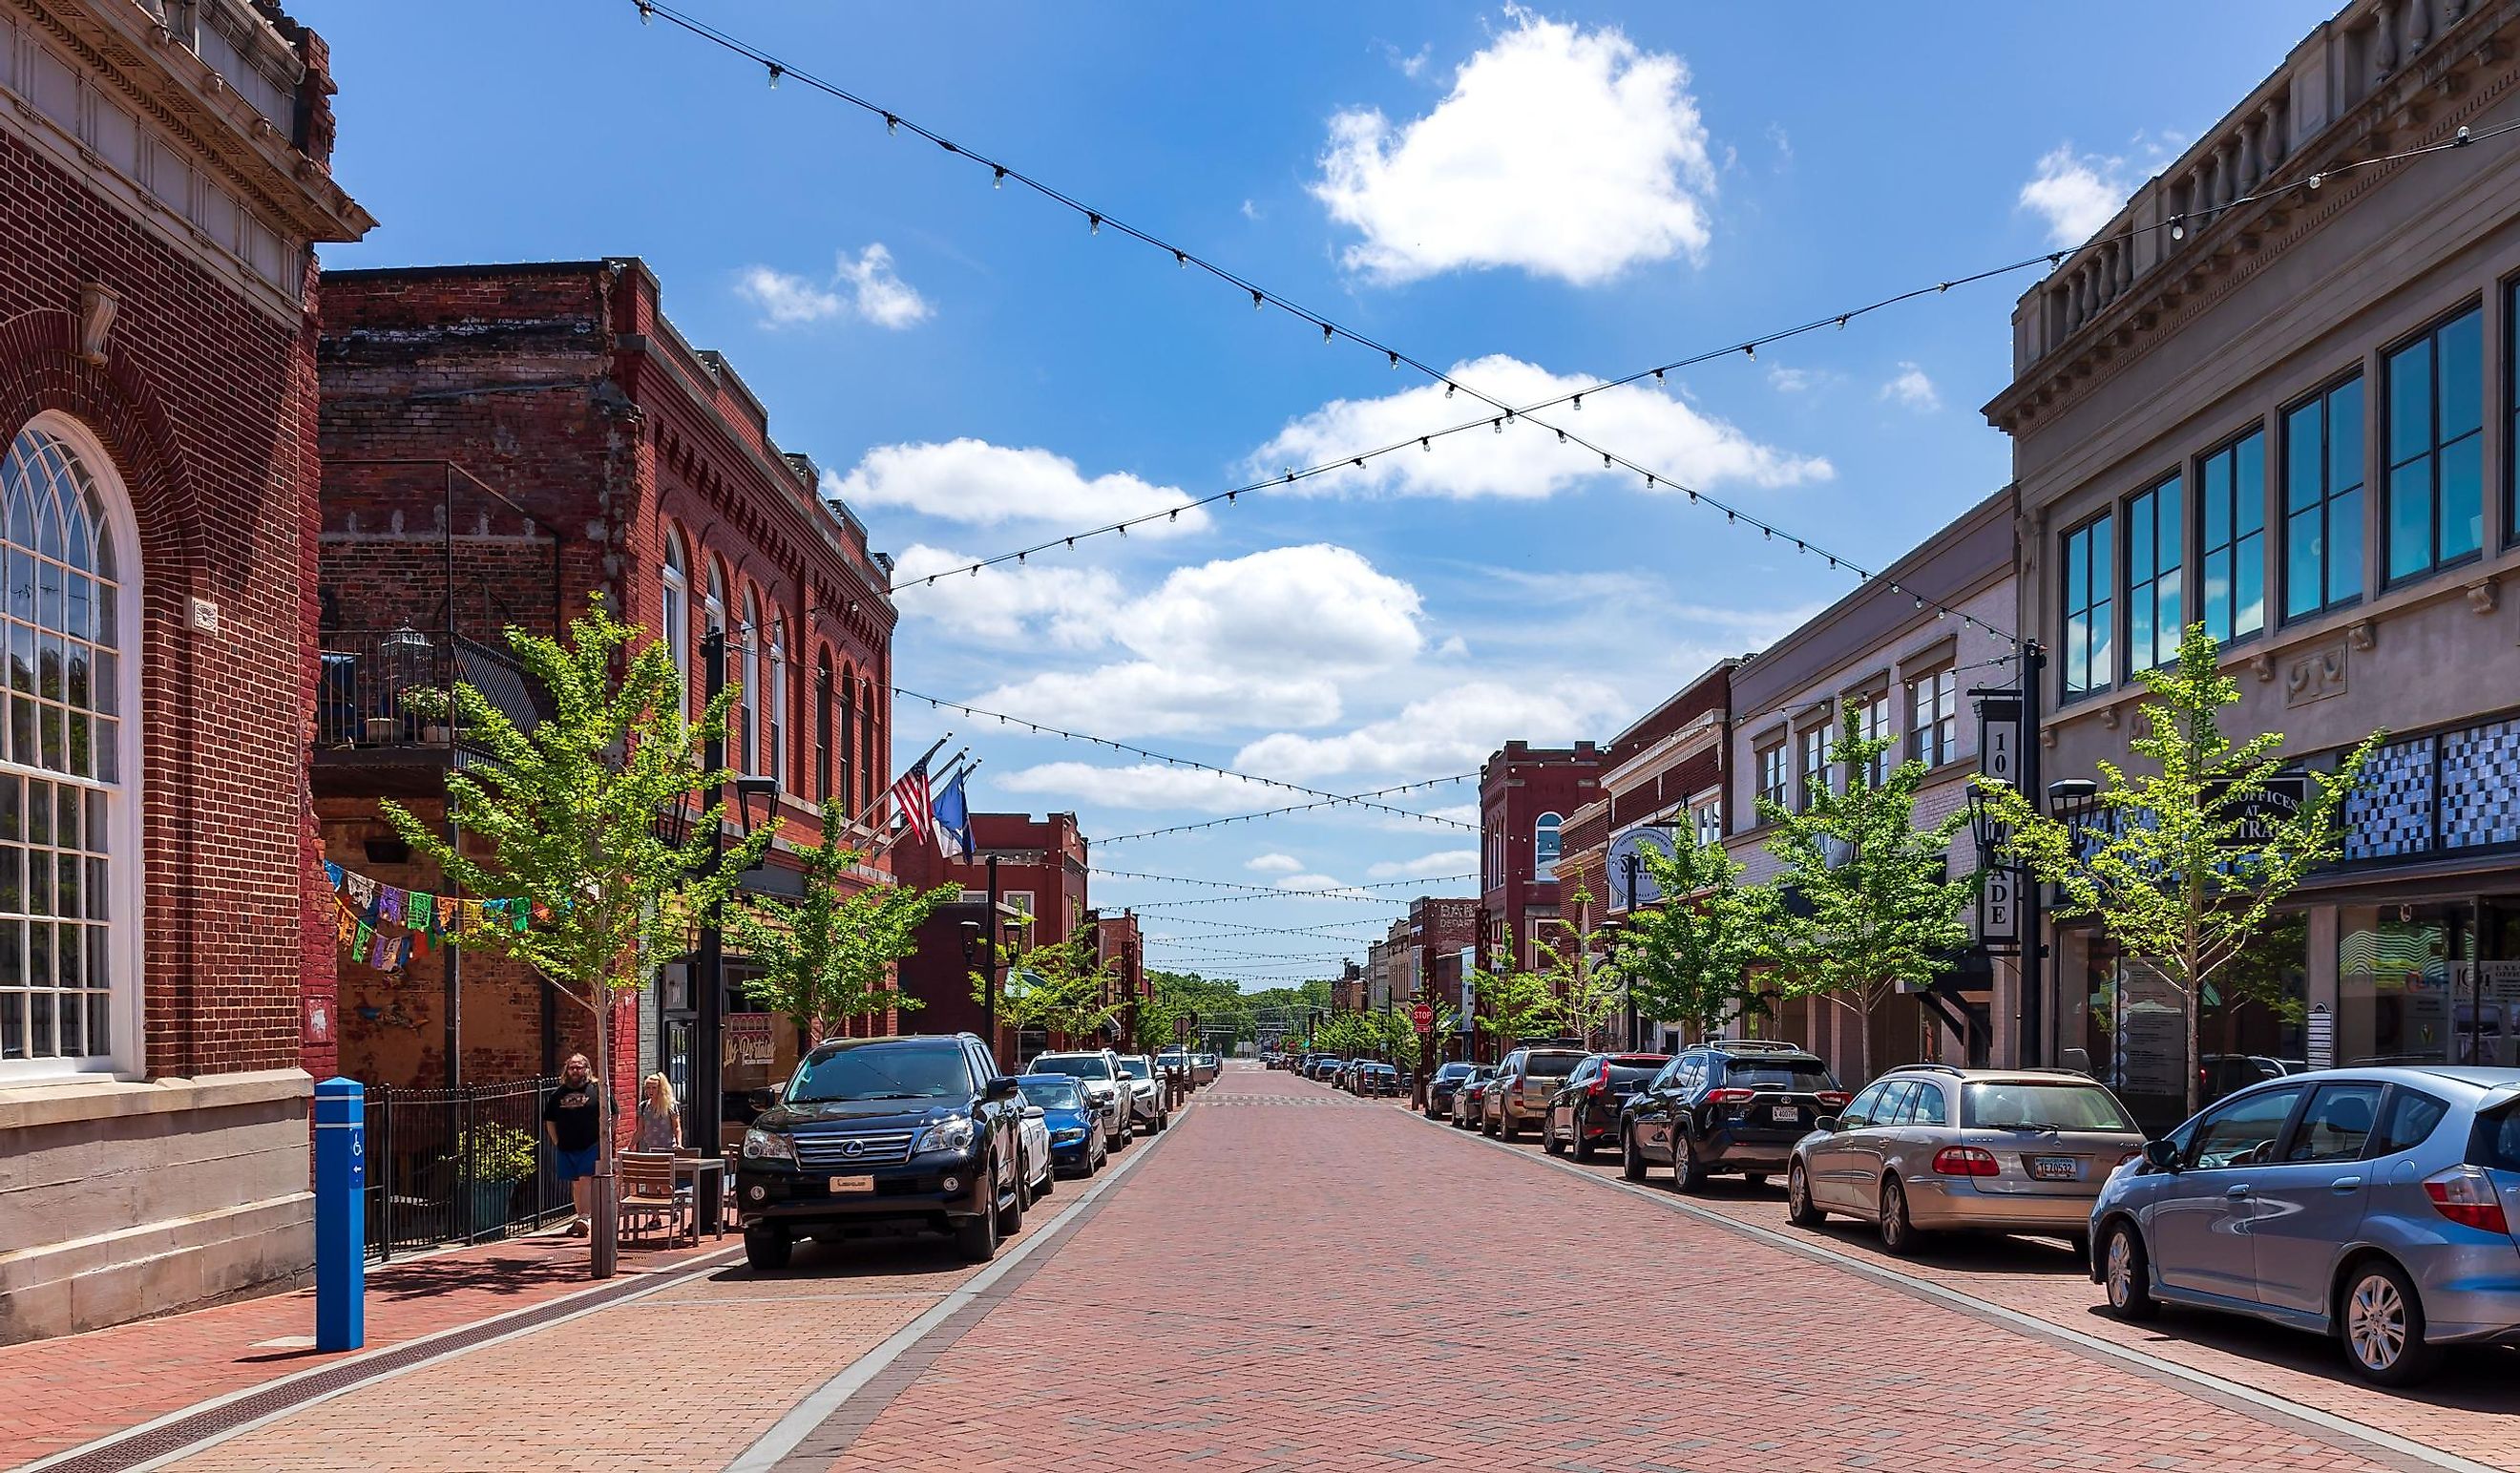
543;1053;602;1236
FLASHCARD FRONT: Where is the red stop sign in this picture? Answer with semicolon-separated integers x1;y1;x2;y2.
1412;1002;1433;1030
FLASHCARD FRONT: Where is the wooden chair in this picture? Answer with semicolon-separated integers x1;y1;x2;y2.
618;1151;693;1246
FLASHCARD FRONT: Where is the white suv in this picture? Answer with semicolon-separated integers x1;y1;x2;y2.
1116;1054;1172;1135
1026;1049;1133;1152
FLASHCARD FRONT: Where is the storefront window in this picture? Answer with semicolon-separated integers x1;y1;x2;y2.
2075;916;2307;1126
2199;914;2307;1105
2339;905;2520;1068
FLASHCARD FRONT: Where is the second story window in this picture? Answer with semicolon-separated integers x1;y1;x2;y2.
1797;726;1829;810
1532;812;1562;870
2281;375;2363;621
1856;689;1891;788
2196;430;2265;645
2126;473;2181;672
2060;513;2113;701
1692;799;1722;847
1756;740;1787;811
1910;666;1956;767
2384;305;2483;582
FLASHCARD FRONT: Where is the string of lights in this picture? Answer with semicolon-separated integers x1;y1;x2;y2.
1142;940;1362;962
1124;873;1477;910
1163;915;1399;941
648;0;2520;638
893;684;1477;831
1091;867;1470;898
1094;774;1474;843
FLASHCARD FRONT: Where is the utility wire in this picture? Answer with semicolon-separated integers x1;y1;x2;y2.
894;684;1478;831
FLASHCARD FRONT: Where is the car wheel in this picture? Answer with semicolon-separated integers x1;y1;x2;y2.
955;1197;999;1263
1499;1110;1521;1142
1621;1127;1648;1183
1673;1135;1709;1193
2340;1258;2443;1387
1481;1113;1498;1137
1543;1115;1564;1155
2101;1221;2157;1320
1743;1173;1769;1189
995;1154;1025;1236
1878;1177;1923;1256
1786;1161;1825;1227
743;1225;791;1272
1036;1163;1054;1200
1571;1120;1597;1163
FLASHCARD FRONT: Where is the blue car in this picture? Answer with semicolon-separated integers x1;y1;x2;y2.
1018;1074;1107;1177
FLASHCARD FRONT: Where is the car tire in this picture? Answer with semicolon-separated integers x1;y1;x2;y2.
1743;1173;1769;1189
1481;1113;1498;1137
1786;1161;1825;1227
1673;1136;1709;1193
1571;1122;1597;1164
1500;1111;1521;1142
1543;1116;1564;1155
995;1155;1025;1236
1621;1127;1648;1183
955;1200;999;1263
2339;1257;2443;1387
743;1225;791;1273
1036;1164;1054;1200
1878;1176;1923;1256
2101;1221;2158;1321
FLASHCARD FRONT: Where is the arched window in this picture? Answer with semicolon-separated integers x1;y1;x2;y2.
838;667;857;817
739;591;765;776
766;614;788;789
660;531;689;714
0;421;138;1078
813;651;833;804
1533;811;1563;870
858;683;876;819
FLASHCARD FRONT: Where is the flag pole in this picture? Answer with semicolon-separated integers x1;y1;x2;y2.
846;733;949;836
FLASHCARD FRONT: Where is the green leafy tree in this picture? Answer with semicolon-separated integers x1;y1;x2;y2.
724;796;953;1040
1477;945;1561;1050
1511;894;1625;1044
383;598;768;1277
1974;623;2377;1113
1314;1009;1378;1059
1606;841;1776;1041
987;920;1126;1046
1758;708;1975;1084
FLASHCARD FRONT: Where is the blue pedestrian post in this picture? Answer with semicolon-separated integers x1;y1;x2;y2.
313;1077;367;1352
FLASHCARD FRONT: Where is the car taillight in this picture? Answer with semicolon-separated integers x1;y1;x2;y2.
2424;1166;2511;1233
1589;1073;1609;1097
1816;1091;1852;1109
1706;1087;1755;1105
1932;1147;2000;1176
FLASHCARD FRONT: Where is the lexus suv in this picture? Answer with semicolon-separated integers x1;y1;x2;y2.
735;1033;1028;1270
1621;1040;1847;1190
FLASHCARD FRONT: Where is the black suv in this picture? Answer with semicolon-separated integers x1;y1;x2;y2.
1617;1040;1847;1191
735;1033;1028;1270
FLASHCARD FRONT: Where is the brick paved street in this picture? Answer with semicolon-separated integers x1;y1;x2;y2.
16;1067;2517;1472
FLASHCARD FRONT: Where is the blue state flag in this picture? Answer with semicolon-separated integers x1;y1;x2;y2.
931;769;975;861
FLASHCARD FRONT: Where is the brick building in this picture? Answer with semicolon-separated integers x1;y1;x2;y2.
1092;909;1147;1045
0;0;371;1341
892;810;1090;1064
1477;741;1601;976
310;260;897;1154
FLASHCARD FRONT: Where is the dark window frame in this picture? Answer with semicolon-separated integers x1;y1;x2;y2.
2381;301;2486;586
1909;664;1957;768
2279;372;2367;623
2059;511;2114;703
2124;470;2183;674
1755;738;1788;811
2194;426;2268;647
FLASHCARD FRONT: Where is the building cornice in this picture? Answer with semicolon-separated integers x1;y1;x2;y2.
1601;707;1721;795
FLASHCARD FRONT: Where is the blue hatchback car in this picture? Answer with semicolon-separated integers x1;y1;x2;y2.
1018;1074;1106;1177
2090;1064;2520;1386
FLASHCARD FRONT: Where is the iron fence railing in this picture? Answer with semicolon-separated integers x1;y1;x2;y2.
317;628;544;752
362;1075;575;1260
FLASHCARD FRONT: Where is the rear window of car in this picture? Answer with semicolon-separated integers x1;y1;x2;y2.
1436;1063;1473;1080
2469;1102;2520;1171
1606;1064;1663;1085
1523;1051;1586;1076
1719;1060;1832;1089
1032;1055;1110;1080
1963;1082;2135;1132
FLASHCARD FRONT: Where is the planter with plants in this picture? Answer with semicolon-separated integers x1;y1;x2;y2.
397;686;454;744
450;1121;538;1237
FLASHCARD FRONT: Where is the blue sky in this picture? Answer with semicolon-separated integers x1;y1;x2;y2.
302;0;2336;988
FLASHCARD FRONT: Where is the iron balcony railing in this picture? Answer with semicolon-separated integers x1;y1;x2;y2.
317;627;544;754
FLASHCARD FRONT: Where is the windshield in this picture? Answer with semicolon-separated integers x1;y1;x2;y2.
1964;1082;2135;1132
1031;1055;1110;1080
1018;1079;1084;1110
1723;1062;1834;1090
1436;1063;1473;1080
787;1043;971;1104
1523;1051;1586;1077
1117;1059;1151;1079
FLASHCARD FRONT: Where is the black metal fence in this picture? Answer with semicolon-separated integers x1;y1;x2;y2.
363;1076;576;1260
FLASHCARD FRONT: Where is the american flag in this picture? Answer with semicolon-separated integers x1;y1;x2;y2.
888;761;933;833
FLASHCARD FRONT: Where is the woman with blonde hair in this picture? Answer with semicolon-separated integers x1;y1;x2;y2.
635;1072;681;1151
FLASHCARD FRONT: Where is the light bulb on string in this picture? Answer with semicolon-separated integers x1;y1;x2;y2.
1250;290;1263;310
766;63;781;88
884;113;899;135
1087;213;1101;236
2169;215;2186;241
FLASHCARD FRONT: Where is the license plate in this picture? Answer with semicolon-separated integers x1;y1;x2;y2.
1770;1105;1799;1124
828;1175;875;1194
2029;1156;2078;1182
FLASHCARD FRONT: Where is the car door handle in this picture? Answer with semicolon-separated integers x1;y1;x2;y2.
2330;1176;2362;1194
2224;1184;2252;1200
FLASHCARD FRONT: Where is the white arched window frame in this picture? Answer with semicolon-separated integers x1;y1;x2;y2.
1532;811;1563;871
0;415;142;1082
660;533;689;715
742;591;765;777
766;615;788;790
702;562;727;757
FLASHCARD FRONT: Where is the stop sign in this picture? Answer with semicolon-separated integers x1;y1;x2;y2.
1412;1001;1433;1030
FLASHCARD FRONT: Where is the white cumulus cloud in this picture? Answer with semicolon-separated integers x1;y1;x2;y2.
1880;363;1941;412
1250;354;1829;500
1367;849;1480;880
2019;144;2135;249
830;439;1208;536
1234;678;1630;783
1000;763;1288;814
737;242;932;329
1312;11;1717;285
887;544;1119;646
1248;852;1305;874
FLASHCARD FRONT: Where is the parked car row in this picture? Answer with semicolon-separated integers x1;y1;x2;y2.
732;1034;1218;1275
1395;1037;2520;1388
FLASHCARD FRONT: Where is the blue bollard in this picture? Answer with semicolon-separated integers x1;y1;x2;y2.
313;1077;367;1352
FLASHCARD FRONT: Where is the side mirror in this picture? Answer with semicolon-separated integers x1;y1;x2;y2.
984;1076;1021;1102
746;1087;779;1112
2142;1139;2182;1171
1813;1116;1840;1134
1022;1105;1046;1121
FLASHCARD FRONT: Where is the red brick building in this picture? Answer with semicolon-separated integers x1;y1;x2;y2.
0;0;371;1341
1478;741;1601;974
892;810;1091;1063
310;260;897;1153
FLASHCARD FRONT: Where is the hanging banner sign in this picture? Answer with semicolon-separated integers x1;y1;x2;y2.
1971;690;2024;949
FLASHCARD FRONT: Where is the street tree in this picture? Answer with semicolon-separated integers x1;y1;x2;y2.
383;598;768;1278
1475;949;1558;1052
1605;840;1776;1041
1527;895;1625;1043
1974;622;2377;1113
1757;709;1975;1084
724;796;954;1042
988;920;1125;1046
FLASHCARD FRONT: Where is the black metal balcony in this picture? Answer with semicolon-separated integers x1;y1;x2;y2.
314;628;546;792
